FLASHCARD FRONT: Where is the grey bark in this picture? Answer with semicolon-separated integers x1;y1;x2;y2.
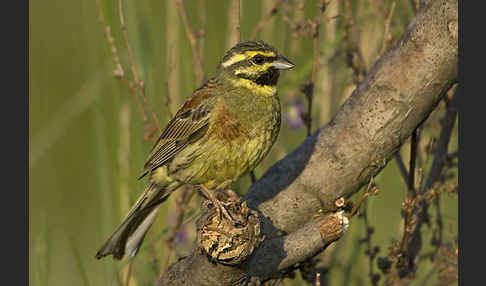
157;0;458;284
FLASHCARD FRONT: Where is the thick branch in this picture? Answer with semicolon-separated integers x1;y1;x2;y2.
157;0;457;284
244;0;457;237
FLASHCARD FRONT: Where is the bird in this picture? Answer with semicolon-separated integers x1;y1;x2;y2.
95;40;295;260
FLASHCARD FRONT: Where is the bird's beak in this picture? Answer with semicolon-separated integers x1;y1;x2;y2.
272;56;295;70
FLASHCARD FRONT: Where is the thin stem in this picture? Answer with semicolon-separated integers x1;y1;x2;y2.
118;0;161;133
124;259;134;286
198;0;207;70
165;45;175;119
302;0;328;137
95;0;149;124
118;0;138;84
232;0;241;43
361;201;379;286
394;152;410;186
249;171;256;184
343;0;367;83
350;177;377;218
249;0;284;40
159;188;195;276
96;0;124;78
408;129;419;196
175;0;205;86
377;1;396;58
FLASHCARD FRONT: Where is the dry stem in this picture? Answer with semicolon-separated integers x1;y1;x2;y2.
118;0;161;134
350;177;379;218
175;0;205;86
159;187;195;276
249;0;284;40
343;0;367;84
377;1;397;58
232;0;241;44
96;0;161;138
165;45;176;119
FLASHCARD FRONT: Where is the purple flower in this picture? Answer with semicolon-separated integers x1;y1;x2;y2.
284;97;305;130
175;227;188;245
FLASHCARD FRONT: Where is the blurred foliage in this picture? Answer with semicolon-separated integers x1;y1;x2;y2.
29;0;458;285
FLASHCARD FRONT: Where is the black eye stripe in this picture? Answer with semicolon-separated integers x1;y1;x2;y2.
252;55;278;65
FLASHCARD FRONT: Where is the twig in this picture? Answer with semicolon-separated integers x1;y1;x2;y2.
159;188;195;276
377;1;396;58
343;0;367;84
423;96;458;192
124;259;134;286
387;89;458;284
118;104;135;286
350;177;378;218
396;127;420;256
165;45;176;119
249;0;284;40
96;0;124;78
95;0;148;125
408;129;419;196
118;0;161;134
249;171;257;184
448;224;457;255
431;193;443;255
118;0;138;84
198;0;207;70
394;152;410;186
175;0;205;86
225;0;240;49
297;0;328;137
425;95;458;260
361;201;380;286
232;0;241;44
97;0;162;139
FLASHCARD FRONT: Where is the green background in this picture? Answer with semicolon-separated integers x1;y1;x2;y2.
30;0;458;285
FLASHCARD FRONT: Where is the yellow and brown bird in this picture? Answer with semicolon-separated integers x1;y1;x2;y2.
96;40;295;260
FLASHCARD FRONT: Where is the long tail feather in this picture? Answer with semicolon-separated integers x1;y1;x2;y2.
95;181;180;260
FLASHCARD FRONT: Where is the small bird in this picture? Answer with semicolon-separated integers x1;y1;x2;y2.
96;40;295;260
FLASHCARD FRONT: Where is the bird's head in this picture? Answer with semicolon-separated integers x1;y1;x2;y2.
216;40;295;91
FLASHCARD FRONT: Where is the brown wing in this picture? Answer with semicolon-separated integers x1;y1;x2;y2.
138;82;220;179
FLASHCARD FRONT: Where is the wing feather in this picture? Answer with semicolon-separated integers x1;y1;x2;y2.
138;84;219;179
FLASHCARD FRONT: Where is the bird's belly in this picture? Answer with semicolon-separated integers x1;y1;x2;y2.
168;128;275;190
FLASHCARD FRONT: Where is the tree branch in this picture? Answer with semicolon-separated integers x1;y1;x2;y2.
157;0;458;284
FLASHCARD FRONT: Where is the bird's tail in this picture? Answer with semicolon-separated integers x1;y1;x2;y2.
95;180;180;260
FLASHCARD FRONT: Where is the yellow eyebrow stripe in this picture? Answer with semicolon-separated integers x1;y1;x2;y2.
221;50;276;67
221;54;247;67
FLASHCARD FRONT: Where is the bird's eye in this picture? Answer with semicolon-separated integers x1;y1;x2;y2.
253;54;265;65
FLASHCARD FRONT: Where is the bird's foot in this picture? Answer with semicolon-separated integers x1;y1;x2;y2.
199;185;242;227
220;189;241;202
